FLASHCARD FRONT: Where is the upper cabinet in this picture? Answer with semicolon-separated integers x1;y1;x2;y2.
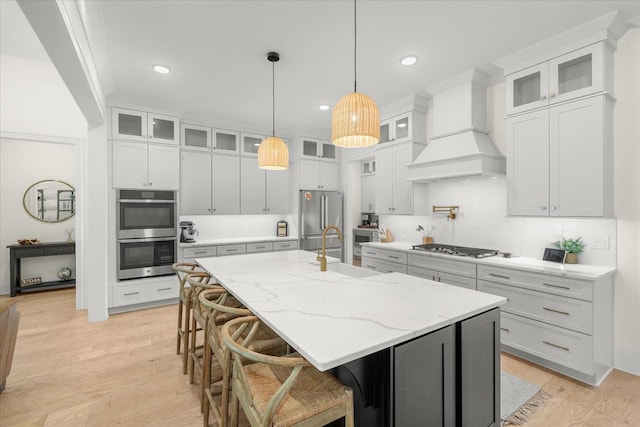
240;157;290;214
112;107;179;144
378;111;427;146
181;124;240;154
113;140;179;190
299;137;338;161
506;43;609;116
241;133;266;157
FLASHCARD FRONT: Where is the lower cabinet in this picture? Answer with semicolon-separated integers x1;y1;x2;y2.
407;253;477;290
477;264;613;385
112;276;177;308
331;308;501;427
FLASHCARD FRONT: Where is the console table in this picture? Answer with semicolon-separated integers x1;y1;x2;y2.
7;242;75;297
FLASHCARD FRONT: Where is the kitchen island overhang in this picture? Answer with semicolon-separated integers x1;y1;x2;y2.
197;250;507;427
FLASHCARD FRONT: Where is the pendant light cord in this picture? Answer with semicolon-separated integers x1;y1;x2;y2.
354;0;357;93
272;59;276;137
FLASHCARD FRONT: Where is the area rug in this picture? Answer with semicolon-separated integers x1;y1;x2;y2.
501;371;551;425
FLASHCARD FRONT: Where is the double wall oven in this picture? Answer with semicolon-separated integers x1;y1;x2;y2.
116;190;177;280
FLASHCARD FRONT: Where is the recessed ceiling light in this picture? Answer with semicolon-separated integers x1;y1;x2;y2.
319;104;331;111
153;64;171;74
400;56;417;66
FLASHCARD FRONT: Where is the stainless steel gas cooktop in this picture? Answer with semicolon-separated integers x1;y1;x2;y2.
411;243;498;258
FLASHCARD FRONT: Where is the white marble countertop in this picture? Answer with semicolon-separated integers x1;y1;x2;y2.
180;235;298;248
196;250;505;371
362;241;617;280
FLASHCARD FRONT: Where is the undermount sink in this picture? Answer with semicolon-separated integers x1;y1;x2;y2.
325;262;381;278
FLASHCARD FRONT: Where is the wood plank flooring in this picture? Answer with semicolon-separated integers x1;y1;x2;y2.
1;289;639;426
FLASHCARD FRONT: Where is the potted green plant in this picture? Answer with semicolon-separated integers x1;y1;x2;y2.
555;237;586;264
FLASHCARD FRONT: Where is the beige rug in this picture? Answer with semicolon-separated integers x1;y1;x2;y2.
501;371;551;426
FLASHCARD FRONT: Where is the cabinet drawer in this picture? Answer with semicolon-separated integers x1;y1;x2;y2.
501;312;593;375
478;280;592;334
362;257;408;274
408;254;476;278
439;272;476;290
273;240;298;251
477;265;593;301
46;245;74;255
184;246;217;259
15;247;46;257
247;242;273;253
407;265;437;281
361;247;408;264
216;244;246;256
116;280;178;306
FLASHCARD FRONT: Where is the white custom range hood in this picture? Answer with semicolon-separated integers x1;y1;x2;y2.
407;69;505;182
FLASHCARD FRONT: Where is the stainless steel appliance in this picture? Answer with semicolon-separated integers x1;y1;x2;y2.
299;190;343;261
353;228;378;261
117;189;177;280
117;238;176;280
179;221;198;243
117;189;177;239
411;243;498;258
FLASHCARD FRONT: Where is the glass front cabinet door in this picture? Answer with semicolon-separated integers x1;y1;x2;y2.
506;43;604;116
112;108;147;142
241;133;265;156
180;124;211;151
147;113;179;144
213;129;240;154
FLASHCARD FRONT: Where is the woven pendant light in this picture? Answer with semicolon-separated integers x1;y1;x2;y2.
258;52;289;170
332;0;380;148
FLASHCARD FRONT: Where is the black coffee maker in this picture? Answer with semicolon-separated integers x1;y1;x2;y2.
179;221;198;243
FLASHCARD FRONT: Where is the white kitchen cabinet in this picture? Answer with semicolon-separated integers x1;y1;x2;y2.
299;159;340;191
241;157;290;214
378;111;427;146
112;107;179;144
299;137;338;161
361;174;375;213
507;95;613;217
375;142;426;215
113;140;179;190
180;151;240;214
506;42;609;116
112;276;177;308
213;128;240;154
407;254;477;290
180;123;211;152
240;132;265;157
477;264;613;385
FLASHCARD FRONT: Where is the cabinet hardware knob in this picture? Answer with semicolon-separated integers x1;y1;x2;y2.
543;340;569;351
551;206;557;210
550;92;556;98
541;206;547;211
149;182;152;186
543;283;570;290
540;95;547;100
543;307;570;316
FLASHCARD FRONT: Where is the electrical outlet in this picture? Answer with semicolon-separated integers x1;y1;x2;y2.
589;236;610;250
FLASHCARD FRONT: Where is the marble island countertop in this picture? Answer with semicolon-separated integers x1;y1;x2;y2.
196;250;506;371
180;235;297;248
362;241;616;280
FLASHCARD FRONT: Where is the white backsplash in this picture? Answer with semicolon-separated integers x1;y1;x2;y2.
379;176;616;266
180;214;297;240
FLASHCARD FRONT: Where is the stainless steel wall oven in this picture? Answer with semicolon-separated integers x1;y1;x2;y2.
116;190;177;280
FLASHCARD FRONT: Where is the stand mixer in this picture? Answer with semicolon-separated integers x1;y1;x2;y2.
179;221;198;243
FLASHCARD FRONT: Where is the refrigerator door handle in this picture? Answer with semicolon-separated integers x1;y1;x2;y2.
324;195;329;228
320;195;325;230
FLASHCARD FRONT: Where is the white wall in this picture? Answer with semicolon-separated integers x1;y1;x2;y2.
0;54;87;296
612;28;640;374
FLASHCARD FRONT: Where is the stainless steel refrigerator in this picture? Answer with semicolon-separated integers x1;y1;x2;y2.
299;190;344;261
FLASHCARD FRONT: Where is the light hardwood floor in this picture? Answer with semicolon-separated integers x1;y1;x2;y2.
1;289;639;426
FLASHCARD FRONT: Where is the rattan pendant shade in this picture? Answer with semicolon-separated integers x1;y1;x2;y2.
332;92;380;147
258;51;289;170
258;136;288;170
331;0;380;148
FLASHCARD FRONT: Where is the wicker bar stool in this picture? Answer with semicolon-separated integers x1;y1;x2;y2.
172;262;200;374
187;272;222;385
199;289;286;427
222;316;354;427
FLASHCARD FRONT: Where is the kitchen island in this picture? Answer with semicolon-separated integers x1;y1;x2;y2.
197;250;506;426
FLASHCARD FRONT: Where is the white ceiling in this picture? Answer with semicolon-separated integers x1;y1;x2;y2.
4;1;640;136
